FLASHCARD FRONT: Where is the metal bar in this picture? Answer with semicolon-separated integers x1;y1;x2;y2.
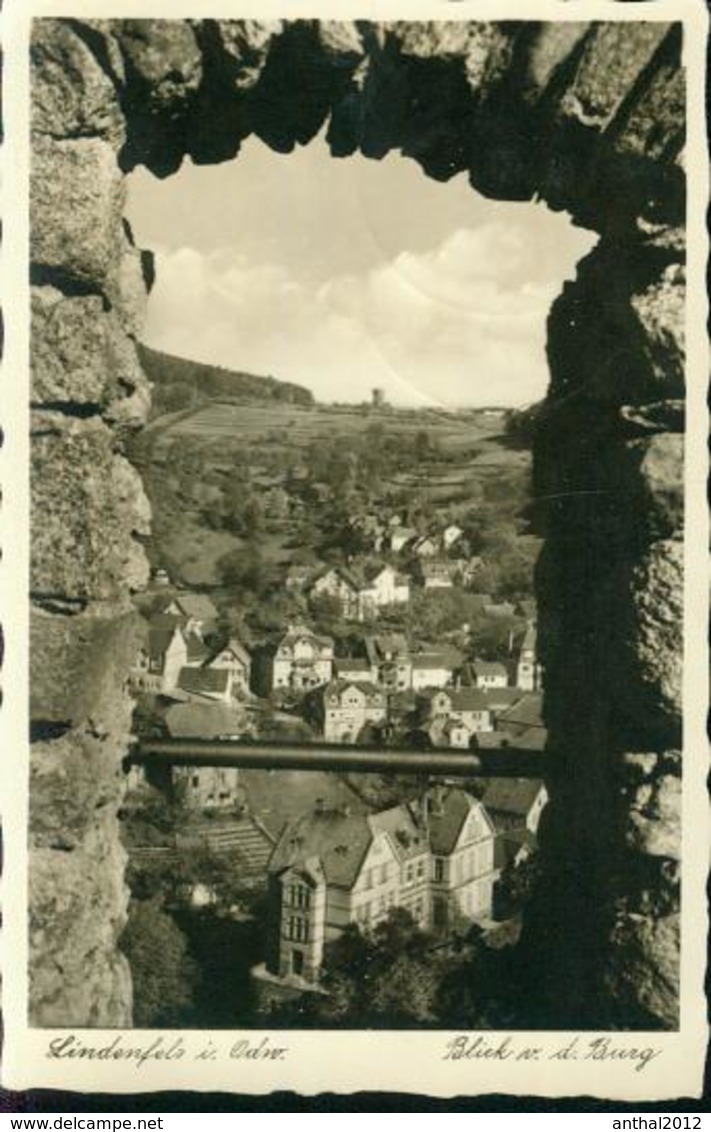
131;738;551;778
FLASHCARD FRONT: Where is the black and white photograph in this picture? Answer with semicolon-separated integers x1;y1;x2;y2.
2;0;708;1102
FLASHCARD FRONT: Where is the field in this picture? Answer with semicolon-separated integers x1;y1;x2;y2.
135;394;533;592
150;400;507;452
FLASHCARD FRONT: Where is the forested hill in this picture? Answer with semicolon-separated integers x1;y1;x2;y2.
138;344;314;414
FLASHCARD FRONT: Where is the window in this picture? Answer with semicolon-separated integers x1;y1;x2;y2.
292;949;304;976
291;885;310;910
405;864;414;885
287;916;309;942
192;774;200;788
416;860;425;880
379;863;388;884
433;858;445;883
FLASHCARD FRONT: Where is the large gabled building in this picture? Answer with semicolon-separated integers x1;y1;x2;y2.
264;787;498;985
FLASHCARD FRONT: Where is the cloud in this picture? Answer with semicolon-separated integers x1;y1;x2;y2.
142;220;588;407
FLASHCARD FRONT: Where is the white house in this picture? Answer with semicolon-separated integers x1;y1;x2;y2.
270;624;334;693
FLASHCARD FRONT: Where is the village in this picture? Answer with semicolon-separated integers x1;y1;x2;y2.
124;507;547;1011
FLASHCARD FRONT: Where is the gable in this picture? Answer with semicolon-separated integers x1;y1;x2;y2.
353;831;398;886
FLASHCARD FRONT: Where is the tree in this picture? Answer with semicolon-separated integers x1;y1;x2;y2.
217;543;264;594
120;897;199;1027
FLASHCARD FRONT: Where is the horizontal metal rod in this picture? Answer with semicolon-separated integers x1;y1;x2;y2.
130;738;551;778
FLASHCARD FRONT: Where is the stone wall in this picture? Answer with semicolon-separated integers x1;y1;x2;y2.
29;18;685;1027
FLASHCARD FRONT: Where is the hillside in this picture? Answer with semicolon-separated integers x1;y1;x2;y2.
138;343;314;415
129;370;538;605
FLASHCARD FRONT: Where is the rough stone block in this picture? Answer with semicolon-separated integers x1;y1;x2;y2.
605;911;679;1028
30;603;145;728
29;824;132;1027
617;538;684;738
106;229;151;339
31;136;125;291
31;288;151;423
31;416;151;601
317;21;364;66
625;772;681;860
215;20;284;89
115;19;202;98
547;240;685;406
615;60;684;163
627;433;684;540
30;727;131;850
630;262;686;392
31;287;109;405
31;18;126;143
594;432;684;546
561;23;671;127
524;23;589;99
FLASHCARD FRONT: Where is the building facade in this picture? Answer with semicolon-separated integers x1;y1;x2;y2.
265;788;498;985
270;624;334;693
317;680;388;743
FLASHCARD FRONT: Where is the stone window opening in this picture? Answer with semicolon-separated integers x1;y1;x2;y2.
28;17;686;1036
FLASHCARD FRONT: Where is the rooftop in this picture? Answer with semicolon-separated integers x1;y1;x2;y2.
483;777;547;819
170;592;219;621
165;701;245;739
177;667;231;696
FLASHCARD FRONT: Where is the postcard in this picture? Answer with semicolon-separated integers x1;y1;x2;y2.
1;0;708;1102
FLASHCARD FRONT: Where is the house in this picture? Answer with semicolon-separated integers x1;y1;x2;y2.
165;701;246;741
263;787;498;984
436;718;473;749
426;786;498;930
449;688;494;732
389;526;417;553
269;624;334;693
418;687;493;734
308;565;361;620
418;559;455;589
411;535;439;558
172;764;242;809
516;599;537;621
411;652;456;691
177;666;233;703
482;778;548;836
316;680;388;743
162;592;219;638
184;631;210;668
357;564;410;618
451;557;483;586
468;660;508;690
284;563;316;593
130;625;188;694
442;524;464;550
206;638;252;696
496;692;546;750
516;622;543;692
483;600;516;619
333;657;376;683
479;686;522;714
363;633;413;690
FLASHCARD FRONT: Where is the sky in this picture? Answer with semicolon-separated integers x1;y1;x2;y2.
126;134;596;408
